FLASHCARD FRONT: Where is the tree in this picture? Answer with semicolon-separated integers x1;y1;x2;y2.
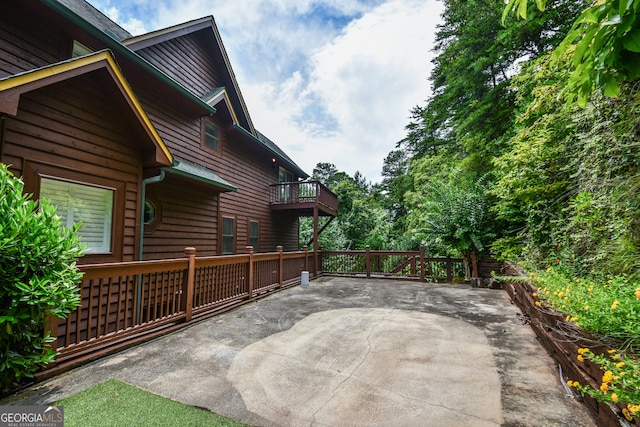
503;0;640;106
407;170;493;278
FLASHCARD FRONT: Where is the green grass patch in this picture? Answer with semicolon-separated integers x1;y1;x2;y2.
55;379;248;427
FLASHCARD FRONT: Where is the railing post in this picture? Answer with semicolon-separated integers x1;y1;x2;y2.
247;246;254;299
419;246;425;281
277;245;284;288
446;255;453;283
365;245;371;278
303;245;309;273
183;247;196;322
44;314;59;367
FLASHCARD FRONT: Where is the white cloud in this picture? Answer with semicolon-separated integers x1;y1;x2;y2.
242;0;442;181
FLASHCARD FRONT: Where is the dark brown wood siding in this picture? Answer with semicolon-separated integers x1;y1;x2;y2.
135;32;222;97
133;87;300;255
0;74;144;263
0;2;67;77
142;176;219;259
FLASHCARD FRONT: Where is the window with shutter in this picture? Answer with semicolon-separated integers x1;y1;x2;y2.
40;178;114;254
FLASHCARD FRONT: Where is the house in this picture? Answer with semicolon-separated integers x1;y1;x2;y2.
0;0;338;265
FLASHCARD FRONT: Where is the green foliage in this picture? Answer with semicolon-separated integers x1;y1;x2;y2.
530;267;640;344
569;348;640;422
0;164;84;391
504;0;640;106
305;163;394;250
529;265;640;419
407;170;493;257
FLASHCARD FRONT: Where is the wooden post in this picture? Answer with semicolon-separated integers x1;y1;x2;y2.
44;314;59;367
419;246;425;282
303;245;309;273
446;255;453;283
246;246;254;299
277;245;284;288
365;245;371;279
183;247;196;322
313;206;319;277
471;250;479;279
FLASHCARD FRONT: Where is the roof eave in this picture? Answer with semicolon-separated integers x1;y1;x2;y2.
40;0;216;116
232;125;309;179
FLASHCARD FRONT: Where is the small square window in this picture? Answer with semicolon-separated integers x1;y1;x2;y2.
204;121;219;151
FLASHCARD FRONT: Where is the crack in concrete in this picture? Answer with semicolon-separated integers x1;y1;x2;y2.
308;309;394;426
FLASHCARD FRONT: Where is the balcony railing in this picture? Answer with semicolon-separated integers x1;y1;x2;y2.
269;181;338;216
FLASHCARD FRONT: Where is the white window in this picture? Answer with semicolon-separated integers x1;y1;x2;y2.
40;178;114;254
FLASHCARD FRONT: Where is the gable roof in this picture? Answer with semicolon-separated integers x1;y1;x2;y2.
123;16;256;136
0;50;173;167
41;0;309;178
41;0;217;117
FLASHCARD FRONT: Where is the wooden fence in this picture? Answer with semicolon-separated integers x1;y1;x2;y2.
40;247;464;378
321;247;465;283
42;246;315;377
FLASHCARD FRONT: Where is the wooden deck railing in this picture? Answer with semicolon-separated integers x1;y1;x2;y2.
42;246;315;377
320;247;465;282
269;181;338;214
41;246;462;378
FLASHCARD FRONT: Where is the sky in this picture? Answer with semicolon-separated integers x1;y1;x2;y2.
87;0;443;183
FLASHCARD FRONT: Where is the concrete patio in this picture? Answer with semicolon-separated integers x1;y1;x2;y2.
1;277;596;426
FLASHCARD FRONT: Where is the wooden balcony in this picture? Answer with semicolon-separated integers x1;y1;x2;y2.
269;181;338;217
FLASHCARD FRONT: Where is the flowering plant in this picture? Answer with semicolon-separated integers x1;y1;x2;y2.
568;348;640;422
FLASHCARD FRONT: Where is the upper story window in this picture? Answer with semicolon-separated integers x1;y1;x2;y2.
40;177;114;254
72;40;93;58
201;118;221;153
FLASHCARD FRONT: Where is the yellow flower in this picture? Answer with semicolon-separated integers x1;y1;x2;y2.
635;289;640;299
607;349;617;354
532;292;538;298
578;348;590;355
612;393;619;403
565;315;571;321
623;408;633;422
558;292;564;298
600;383;609;392
584;305;590;310
588;286;594;292
616;362;625;368
629;404;640;415
535;301;541;307
611;300;620;310
602;371;614;384
577;355;584;363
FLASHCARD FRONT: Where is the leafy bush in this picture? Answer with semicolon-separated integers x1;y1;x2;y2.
0;164;84;392
568;348;640;422
528;264;640;420
530;265;640;346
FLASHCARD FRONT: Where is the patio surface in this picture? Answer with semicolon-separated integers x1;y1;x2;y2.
1;277;597;426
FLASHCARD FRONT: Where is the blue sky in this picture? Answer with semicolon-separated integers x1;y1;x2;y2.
87;0;443;182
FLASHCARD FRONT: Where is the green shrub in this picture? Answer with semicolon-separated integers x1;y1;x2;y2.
0;164;84;392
